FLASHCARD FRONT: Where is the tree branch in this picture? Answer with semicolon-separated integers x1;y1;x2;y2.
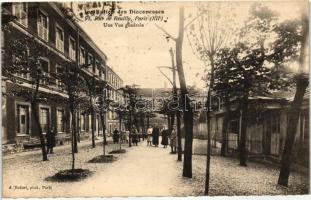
157;66;174;86
155;24;177;41
184;11;205;30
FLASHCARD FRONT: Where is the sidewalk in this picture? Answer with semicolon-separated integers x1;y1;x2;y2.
3;137;112;160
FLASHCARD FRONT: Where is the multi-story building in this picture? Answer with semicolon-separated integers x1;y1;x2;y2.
1;2;123;148
106;67;124;134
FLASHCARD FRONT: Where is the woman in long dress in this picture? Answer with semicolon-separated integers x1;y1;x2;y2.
152;126;159;147
161;128;169;148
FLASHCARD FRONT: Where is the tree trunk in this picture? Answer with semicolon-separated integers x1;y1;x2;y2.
182;106;194;178
129;111;132;147
70;110;76;170
119;115;122;150
176;111;182;161
91;109;96;148
205;54;215;194
221;96;230;157
140;114;145;141
239;94;249;166
77;112;81;143
31;101;48;161
170;113;175;133
278;75;308;186
73;113;78;153
100;112;107;155
205;88;212;195
175;7;193;178
167;114;171;130
147;115;150;128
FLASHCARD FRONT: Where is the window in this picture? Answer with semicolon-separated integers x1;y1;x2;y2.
109;72;112;84
55;25;64;52
40;107;50;133
13;3;28;27
16;104;30;134
88;54;93;72
109;111;112;120
15;48;30;80
55;65;64;90
271;114;280;134
88;114;92;130
80;114;86;131
39;59;49;85
95;60;100;76
101;65;105;80
108;90;112;100
80;47;85;65
38;10;48;41
69;37;76;60
57;109;65;132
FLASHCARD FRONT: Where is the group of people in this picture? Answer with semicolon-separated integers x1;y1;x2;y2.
112;128;129;144
146;125;178;154
112;127;145;146
45;125;178;154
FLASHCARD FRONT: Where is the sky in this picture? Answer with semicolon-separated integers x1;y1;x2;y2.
77;1;307;89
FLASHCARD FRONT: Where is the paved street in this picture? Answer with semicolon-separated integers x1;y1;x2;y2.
3;139;309;197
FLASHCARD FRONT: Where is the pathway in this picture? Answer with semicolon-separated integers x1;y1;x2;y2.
73;143;184;197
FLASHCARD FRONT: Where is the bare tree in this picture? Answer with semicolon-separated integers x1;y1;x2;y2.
156;6;194;177
54;61;88;170
157;48;183;161
186;2;237;193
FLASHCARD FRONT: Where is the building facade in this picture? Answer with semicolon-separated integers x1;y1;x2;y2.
1;2;123;149
195;94;309;167
106;67;124;134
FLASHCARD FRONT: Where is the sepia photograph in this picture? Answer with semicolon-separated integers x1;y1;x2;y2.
1;0;310;198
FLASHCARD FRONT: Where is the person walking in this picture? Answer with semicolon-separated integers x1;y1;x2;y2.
152;126;159;147
131;127;138;146
125;129;130;143
113;128;120;144
46;126;56;154
120;131;125;143
170;128;177;153
161;127;169;148
146;127;153;146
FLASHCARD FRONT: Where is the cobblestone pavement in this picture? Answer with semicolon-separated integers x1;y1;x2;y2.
3;139;309;197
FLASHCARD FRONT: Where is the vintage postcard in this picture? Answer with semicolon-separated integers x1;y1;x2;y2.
1;0;310;198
